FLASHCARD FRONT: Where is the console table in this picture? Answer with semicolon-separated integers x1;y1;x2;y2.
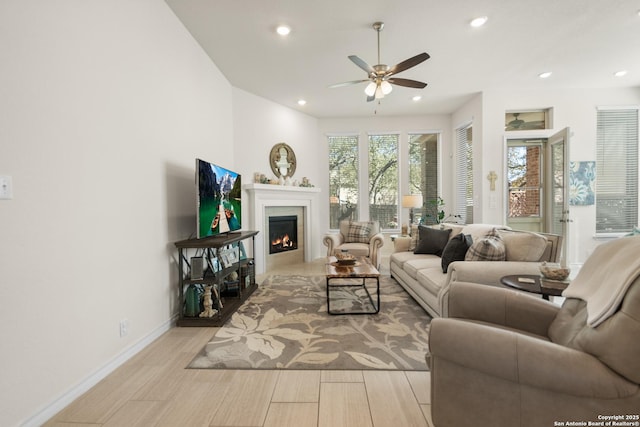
174;230;258;326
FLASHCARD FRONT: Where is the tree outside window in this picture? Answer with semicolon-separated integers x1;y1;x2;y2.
328;135;359;229
409;133;438;225
368;134;399;229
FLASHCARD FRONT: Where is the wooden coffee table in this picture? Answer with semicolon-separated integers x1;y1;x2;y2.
325;256;380;315
500;274;567;300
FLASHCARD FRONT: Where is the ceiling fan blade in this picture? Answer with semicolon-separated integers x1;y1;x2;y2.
328;79;370;89
366;95;375;102
387;78;428;89
387;52;430;76
348;55;375;75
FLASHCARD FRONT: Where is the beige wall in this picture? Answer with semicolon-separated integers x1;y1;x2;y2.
0;1;233;425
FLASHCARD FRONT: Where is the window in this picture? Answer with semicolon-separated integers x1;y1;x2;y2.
328;135;359;229
368;134;399;229
596;107;639;234
507;141;543;219
455;124;473;223
409;133;439;225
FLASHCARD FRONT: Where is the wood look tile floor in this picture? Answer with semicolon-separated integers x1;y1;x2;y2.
45;243;434;427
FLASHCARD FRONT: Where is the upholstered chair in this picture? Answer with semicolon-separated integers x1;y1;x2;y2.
427;236;640;427
323;220;384;269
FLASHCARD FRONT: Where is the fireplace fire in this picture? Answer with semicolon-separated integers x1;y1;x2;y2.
269;215;298;254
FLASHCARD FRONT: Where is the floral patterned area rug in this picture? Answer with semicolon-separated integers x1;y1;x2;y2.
187;275;431;370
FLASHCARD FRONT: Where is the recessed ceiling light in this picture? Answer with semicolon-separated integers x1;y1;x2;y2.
297;99;307;106
470;16;488;27
276;25;291;36
539;71;552;79
614;70;628;77
412;95;422;102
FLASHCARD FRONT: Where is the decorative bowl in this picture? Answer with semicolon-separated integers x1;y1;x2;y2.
539;262;571;281
335;252;356;265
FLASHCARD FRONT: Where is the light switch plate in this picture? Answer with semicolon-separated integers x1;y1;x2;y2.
0;176;13;199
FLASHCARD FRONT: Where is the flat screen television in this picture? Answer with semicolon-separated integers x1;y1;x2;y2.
196;158;242;238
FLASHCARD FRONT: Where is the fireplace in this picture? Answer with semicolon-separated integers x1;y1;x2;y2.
269;215;298;254
244;183;320;274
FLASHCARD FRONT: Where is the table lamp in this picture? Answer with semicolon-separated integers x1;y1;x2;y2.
402;194;423;235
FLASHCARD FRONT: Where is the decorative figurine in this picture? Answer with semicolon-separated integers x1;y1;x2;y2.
199;285;218;318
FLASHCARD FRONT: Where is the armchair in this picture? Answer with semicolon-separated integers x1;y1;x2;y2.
323;220;384;269
428;236;640;427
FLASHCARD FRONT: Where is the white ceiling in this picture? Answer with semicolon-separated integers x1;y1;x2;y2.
165;0;640;118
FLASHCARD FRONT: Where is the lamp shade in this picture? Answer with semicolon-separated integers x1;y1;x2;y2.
402;194;423;208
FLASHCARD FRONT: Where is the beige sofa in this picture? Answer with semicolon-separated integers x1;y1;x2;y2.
390;223;562;318
427;235;640;426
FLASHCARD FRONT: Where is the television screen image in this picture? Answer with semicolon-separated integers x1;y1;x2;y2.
196;158;242;238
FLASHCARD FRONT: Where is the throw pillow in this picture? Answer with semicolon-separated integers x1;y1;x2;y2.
498;230;548;262
441;233;473;273
465;228;506;261
414;225;451;256
346;221;372;243
408;224;420;251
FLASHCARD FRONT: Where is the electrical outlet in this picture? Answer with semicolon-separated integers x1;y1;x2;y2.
119;319;129;337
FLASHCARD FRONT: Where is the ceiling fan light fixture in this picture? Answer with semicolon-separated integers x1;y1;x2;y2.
374;84;384;99
364;81;377;97
380;80;393;95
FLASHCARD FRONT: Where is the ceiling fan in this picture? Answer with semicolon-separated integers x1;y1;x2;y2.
505;113;546;131
506;113;525;130
329;22;430;102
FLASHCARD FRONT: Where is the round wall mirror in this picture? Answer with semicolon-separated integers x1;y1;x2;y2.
269;143;297;178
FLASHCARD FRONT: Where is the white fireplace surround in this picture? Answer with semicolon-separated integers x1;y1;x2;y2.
243;183;321;274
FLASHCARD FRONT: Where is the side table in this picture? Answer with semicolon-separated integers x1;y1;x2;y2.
500;274;568;300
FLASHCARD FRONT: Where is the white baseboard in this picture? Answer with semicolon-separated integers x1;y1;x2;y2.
22;316;176;427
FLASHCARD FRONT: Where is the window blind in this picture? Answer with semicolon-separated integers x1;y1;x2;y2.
596;108;639;233
455;125;473;223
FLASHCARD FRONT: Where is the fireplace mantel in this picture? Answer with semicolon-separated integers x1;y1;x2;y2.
243;183;321;274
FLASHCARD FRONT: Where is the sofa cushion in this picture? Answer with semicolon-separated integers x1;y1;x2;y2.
404;256;442;280
441;233;473;273
345;221;372;243
498;230;548;262
461;224;510;243
439;223;464;240
416;267;449;295
414;226;451;256
391;251;437;270
465;228;506;261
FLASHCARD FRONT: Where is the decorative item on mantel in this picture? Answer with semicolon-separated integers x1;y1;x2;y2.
252;142;315;187
253;171;314;187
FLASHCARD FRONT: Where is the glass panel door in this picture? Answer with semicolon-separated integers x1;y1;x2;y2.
547;128;571;264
